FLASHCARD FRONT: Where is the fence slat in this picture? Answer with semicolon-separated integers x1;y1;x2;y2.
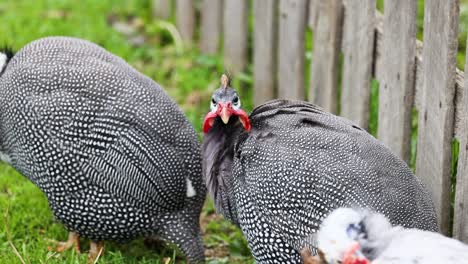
416;0;459;235
200;0;222;55
340;0;375;129
377;1;417;163
277;0;308;100
453;35;468;243
153;0;172;20
176;0;195;43
309;0;343;114
223;0;248;74
253;0;278;106
308;0;320;29
373;12;465;122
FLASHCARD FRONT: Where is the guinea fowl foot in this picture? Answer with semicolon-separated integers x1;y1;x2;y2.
301;248;326;264
88;241;104;264
47;232;81;253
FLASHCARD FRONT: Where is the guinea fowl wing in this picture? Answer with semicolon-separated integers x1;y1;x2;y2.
2;38;190;213
235;100;436;252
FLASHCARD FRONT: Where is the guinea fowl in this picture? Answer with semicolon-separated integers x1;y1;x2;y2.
302;207;468;264
202;75;438;263
0;37;205;262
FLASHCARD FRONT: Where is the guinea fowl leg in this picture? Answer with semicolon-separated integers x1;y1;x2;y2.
88;241;104;263
48;232;81;253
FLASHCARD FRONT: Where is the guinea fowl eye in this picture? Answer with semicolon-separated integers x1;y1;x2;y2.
211;98;216;105
233;97;239;104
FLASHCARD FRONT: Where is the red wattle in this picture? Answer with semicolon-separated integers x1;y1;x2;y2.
234;109;251;132
203;112;218;133
202;104;252;133
342;243;370;264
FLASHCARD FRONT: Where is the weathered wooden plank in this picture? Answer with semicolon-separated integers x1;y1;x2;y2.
453;35;468;243
373;12;465;131
340;0;375;129
308;0;320;29
455;68;466;137
277;0;309;100
415;0;459;235
176;0;195;43
153;0;172;20
253;0;278;106
309;0;343;114
413;41;424;111
223;0;248;74
200;0;222;55
377;1;417;163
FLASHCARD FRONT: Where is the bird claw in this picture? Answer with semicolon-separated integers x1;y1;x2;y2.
47;232;81;253
46;233;104;263
88;241;104;264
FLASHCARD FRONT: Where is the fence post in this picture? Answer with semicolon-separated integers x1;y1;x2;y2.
309;0;343;114
340;0;375;129
453;35;468;242
377;1;417;163
308;0;320;29
153;0;172;20
253;0;278;106
277;0;308;100
416;0;459;235
176;0;195;43
223;0;248;74
200;0;222;55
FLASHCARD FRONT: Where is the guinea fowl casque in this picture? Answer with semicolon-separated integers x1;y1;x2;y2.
0;37;206;262
202;75;438;263
302;207;468;264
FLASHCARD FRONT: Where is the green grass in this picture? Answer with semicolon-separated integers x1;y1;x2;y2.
0;0;253;263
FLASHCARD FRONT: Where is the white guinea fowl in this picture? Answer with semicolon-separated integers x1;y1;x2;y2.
312;207;468;264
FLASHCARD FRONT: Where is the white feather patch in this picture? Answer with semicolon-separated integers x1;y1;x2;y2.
317;208;363;263
0;150;11;164
0;53;7;72
186;178;196;197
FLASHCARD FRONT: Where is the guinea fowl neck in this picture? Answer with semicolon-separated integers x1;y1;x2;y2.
202;116;245;224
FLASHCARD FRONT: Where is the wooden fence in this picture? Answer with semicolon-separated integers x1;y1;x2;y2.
153;0;468;242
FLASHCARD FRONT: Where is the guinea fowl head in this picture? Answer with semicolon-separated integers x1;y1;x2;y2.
202;74;251;133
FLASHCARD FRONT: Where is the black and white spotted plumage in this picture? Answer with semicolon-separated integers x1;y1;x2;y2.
0;37;206;262
203;96;438;263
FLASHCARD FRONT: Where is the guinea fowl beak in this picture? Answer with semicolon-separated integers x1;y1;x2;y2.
219;102;233;124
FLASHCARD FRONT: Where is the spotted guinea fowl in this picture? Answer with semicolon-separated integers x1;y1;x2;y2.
0;37;205;262
302;207;468;264
202;75;438;263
